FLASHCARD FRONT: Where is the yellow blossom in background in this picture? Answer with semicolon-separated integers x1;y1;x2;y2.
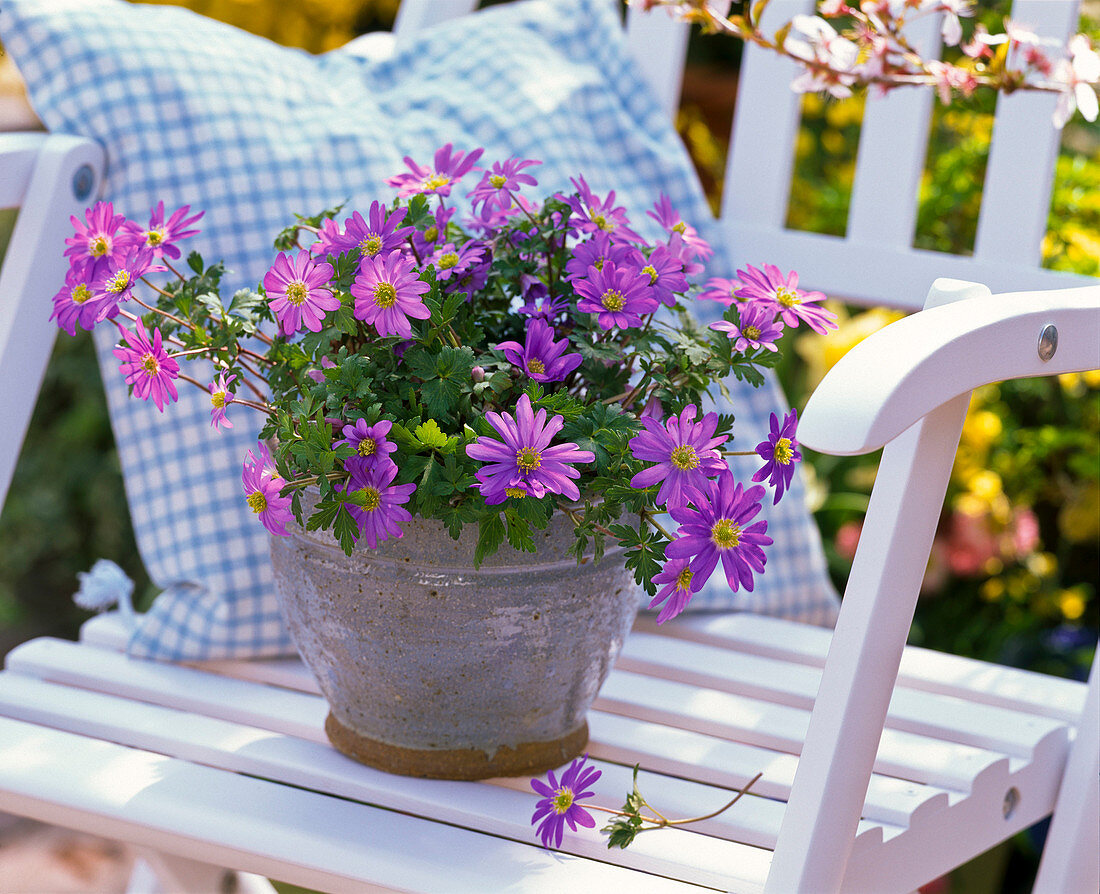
1059;481;1100;544
980;577;1004;602
1059;369;1100;394
961;408;1002;452
136;0;400;52
1026;552;1058;579
795;303;906;389
1057;587;1088;621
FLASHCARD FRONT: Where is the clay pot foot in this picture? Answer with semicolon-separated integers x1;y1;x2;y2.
325;712;589;780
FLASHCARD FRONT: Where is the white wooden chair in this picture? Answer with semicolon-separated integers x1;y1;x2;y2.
1;1;1097;892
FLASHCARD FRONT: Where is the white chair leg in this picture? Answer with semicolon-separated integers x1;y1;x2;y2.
127;849;236;894
1032;647;1100;894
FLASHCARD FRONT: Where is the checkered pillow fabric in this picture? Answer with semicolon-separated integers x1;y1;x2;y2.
1;0;837;660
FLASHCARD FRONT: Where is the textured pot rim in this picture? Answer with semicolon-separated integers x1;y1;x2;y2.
287;485;630;573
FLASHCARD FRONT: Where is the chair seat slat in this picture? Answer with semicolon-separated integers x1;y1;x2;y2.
618;632;1071;759
0;714;709;894
640;613;1087;723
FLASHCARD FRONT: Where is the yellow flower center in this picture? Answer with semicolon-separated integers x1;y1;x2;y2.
145;228;165;246
670;445;699;471
672;221;687;234
675;567;693;592
247;491;267;513
71;284;92;305
360;487;381;512
591;214;613;232
774;437;794;466
357;438;377;457
551;787;574;815
743;325;761;340
516;447;541;472
642;265;658;285
211;391;227;409
438;252;459;270
89;235;110;257
526;358;546;375
285;281;308;306
489;174;507;188
424;174;450;191
601;289;625;312
775;286;801;309
711;518;741;550
505;487;527;499
360;235;383;256
141;353;160;377
374;282;397;309
107;271;131;294
423;225;439;243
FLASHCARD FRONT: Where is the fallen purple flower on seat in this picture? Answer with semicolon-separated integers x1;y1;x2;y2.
530;754;602;849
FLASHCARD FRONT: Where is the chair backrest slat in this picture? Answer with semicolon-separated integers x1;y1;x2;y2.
846;12;941;248
722;0;813;231
624;4;690;121
392;0;477;43
974;0;1079;266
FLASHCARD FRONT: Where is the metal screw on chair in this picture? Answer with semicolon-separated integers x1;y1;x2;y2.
1003;786;1020;820
72;164;95;201
1037;324;1058;362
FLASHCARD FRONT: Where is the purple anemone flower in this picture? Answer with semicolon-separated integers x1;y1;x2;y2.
429;241;486;284
50;267;112;336
698;276;741;307
734;264;837;335
495;318;583;384
91;245;162;316
530;754;602;849
337;418;397;472
466;193;540;235
628;404;727;509
386;143;484;198
242;442;294;537
112;320;180;412
466;393;594;504
263;250;339;336
517;281;571;322
410;204;456;258
564;174;642;244
638;244;688;307
124;201;203;260
710;303;784;353
646;193;713;264
563;231;635;282
351;250;431;338
208;372;236;429
752;409;802;505
648;557;704;624
666;471;772;593
342;460;416;549
64;201;139;278
317;203;414;261
574;263;657;331
467;156;541;211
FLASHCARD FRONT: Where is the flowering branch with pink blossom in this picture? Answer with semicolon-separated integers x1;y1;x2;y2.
635;0;1098;126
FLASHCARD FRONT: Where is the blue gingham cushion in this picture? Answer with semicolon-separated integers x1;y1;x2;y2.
1;0;837;661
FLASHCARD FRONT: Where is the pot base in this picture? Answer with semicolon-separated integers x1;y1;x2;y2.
324;712;589;780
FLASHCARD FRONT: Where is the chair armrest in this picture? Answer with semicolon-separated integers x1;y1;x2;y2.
0;132;105;508
799;280;1100;456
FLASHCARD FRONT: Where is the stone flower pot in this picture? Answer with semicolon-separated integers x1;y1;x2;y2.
269;508;639;780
